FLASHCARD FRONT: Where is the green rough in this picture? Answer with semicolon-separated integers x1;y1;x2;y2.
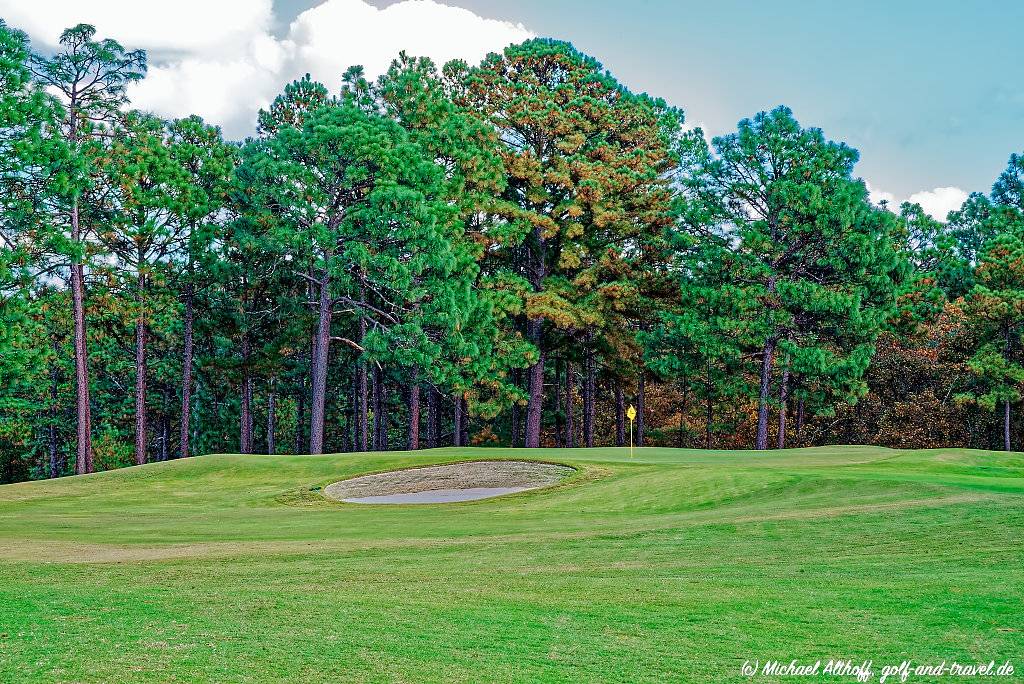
0;446;1020;682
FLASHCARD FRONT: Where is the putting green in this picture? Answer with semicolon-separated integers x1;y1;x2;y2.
0;446;1021;682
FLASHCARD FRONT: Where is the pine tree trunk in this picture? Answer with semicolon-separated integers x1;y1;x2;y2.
70;199;93;474
309;269;331;454
636;372;646;447
564;361;576;448
295;374;306;454
796;397;805;443
48;339;59;478
777;365;790;450
453;392;464;447
407;383;420;450
371;365;382;451
426;386;439;449
134;268;148;466
583;346;595;448
267;378;277;455
1004;399;1011;452
159;387;170;462
553;358;563;448
755;336;778;450
525;318;544;448
615;382;625;447
240;333;253;454
705;357;714;449
357;302;368;452
460;396;469;447
179;281;195;458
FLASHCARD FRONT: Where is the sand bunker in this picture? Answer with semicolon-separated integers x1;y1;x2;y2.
323;460;574;504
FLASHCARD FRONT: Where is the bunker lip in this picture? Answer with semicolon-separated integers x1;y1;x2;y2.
323;460;575;504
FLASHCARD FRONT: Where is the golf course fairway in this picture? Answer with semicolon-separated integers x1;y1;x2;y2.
0;446;1021;682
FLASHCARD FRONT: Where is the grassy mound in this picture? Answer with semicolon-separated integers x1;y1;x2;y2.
0;446;1021;682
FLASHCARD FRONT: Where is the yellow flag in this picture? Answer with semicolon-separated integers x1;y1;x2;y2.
626;405;636;421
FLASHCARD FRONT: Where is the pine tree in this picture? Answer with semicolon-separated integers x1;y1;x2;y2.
455;39;682;447
29;24;146;473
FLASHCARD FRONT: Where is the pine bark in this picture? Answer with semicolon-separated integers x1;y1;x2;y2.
615;382;625;447
1004;399;1012;452
267;378;277;455
179;281;195;458
295;374;306;454
564;361;576;448
357;301;368;452
796;397;805;443
372;365;385;451
134;268;148;466
460;396;469;447
583;347;595;448
636;372;646;447
309;268;331;454
426;386;439;449
240;333;253;454
524;318;544;448
453;392;464;447
70;199;93;474
755;336;778;450
48;339;59;478
407;383;420;450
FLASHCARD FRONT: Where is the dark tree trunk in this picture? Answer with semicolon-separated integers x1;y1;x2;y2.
615;382;625;447
70;201;92;474
636;372;646;447
267;378;277;455
524;317;544;448
48;339;59;478
460;396;469;447
180;281;195;458
426;386;439;449
755;336;778;450
1004;400;1011;452
371;365;383;451
583;346;595;448
796;397;805;443
453;392;464;447
553;358;563;448
777;364;791;450
295;374;306;454
240;333;253;454
705;359;713;450
407;383;420;450
134;268;148;466
159;387;170;462
564;361;576;448
309;269;331;454
357;305;368;452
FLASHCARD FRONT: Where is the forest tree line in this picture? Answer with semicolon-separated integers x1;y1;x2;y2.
1;21;1023;482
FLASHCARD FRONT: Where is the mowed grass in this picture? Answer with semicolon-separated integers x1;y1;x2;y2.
0;446;1021;682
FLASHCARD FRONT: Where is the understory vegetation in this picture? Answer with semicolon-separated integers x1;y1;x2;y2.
2;20;1024;481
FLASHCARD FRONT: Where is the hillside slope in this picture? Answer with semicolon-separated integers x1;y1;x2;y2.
1;447;1021;682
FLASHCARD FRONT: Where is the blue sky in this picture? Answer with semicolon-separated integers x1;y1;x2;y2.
5;0;1021;216
277;0;1024;211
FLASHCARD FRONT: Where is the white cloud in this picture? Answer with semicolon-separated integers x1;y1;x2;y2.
2;0;533;138
905;186;969;221
0;0;272;55
865;181;968;221
865;181;896;208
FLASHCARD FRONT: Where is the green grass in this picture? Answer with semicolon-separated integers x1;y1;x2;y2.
0;446;1021;682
